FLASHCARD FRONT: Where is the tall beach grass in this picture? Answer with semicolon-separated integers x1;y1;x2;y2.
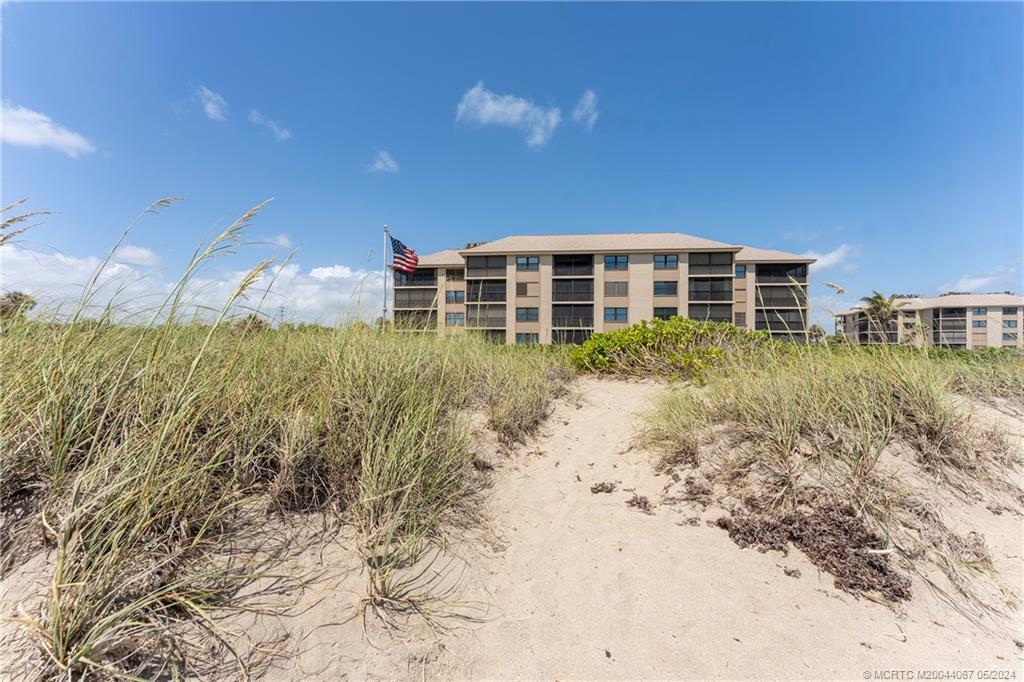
0;200;572;678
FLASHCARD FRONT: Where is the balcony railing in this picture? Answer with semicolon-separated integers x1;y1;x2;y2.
755;289;808;307
689;290;732;302
688;264;733;276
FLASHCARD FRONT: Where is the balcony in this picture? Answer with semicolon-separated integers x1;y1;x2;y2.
755;309;806;332
394;289;438;309
552;279;594;302
755;263;808;284
689;277;733;302
466;256;507;278
552;329;592;345
552;304;594;328
553;255;593;277
393;309;437;329
394;269;437;287
755;286;808;307
466;304;507;328
689;303;732;323
466;280;507;303
689;252;734;276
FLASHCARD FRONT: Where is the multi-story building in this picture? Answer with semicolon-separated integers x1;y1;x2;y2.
835;293;1024;349
391;233;815;344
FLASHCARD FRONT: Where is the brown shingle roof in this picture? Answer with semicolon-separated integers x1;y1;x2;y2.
416;249;464;267
735;246;815;264
459;232;740;255
838;292;1023;317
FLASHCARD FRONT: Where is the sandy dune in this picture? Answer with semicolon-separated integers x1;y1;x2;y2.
4;379;1022;680
425;378;1022;680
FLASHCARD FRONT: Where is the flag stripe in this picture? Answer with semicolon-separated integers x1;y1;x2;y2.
389;234;419;274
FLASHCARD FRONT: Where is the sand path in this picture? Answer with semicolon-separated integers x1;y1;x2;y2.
438;378;1023;680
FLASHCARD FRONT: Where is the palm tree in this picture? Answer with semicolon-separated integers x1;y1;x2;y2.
807;323;826;344
859;291;904;342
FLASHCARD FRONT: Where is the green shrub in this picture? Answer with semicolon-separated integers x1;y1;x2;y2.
570;316;772;379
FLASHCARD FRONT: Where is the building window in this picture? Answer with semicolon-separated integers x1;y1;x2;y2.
973;307;988;316
516;282;529;297
444;312;465;327
653;307;677;320
516;307;539;322
445;290;464;304
604;255;628;270
654;254;678;270
516;333;539;344
604;281;628;297
653;280;678;296
1004;319;1018;328
972;320;987;328
734;312;746;327
735;264;746;279
1003;332;1019;342
604;307;628;323
446;269;464;282
516;256;539;271
1003;307;1019;315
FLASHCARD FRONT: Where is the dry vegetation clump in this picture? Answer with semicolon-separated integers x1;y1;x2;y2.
0;199;572;679
642;343;1022;612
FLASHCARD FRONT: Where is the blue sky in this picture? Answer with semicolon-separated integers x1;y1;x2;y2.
2;2;1021;323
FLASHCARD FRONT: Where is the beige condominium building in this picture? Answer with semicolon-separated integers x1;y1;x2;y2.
391;232;816;344
836;293;1024;349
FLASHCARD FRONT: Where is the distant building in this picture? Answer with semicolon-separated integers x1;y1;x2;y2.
835;293;1023;349
391;232;815;344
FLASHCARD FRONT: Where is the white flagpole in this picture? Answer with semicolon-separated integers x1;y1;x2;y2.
382;224;389;330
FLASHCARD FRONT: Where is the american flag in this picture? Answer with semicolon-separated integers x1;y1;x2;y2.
389;235;419;274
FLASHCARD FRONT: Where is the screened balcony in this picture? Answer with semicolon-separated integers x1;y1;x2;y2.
552;278;594;302
551;304;594;328
755;263;808;284
688;277;733;302
553;254;593;277
466;280;507;303
393;269;437;287
688;252;733;276
688;303;732;323
394;288;439;309
466;256;507;278
466;303;507;328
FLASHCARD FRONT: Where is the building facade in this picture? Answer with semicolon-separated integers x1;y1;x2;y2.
835;293;1024;349
392;233;815;344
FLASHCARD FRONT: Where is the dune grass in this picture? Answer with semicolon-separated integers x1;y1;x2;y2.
0;200;571;678
641;340;1021;614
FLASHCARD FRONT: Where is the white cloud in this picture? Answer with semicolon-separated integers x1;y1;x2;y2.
248;109;291;141
113;244;161;267
264;234;292;248
1;101;97;158
1;244;385;324
571;89;599;131
802;243;861;271
938;264;1019;293
194;85;228;122
456;81;561;148
369;150;399;174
